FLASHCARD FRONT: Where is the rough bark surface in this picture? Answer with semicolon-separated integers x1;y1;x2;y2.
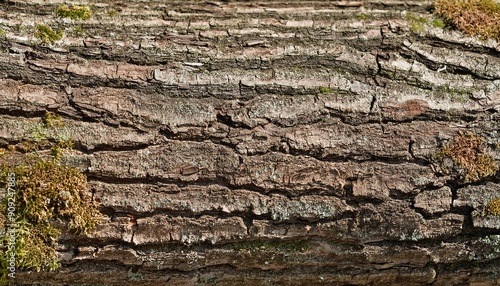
1;0;500;285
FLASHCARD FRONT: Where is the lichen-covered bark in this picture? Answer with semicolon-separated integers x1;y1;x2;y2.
1;0;500;285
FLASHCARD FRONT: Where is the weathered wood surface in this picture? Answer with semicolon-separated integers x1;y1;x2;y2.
1;0;500;285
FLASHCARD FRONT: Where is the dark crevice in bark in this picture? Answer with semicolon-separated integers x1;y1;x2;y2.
388;188;416;201
287;146;434;167
399;50;499;81
216;113;252;129
87;175;343;199
98;208;357;228
364;231;500;248
0;109;53;119
423;38;500;58
75;143;155;153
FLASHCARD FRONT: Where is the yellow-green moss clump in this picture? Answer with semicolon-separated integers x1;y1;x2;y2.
41;112;63;128
434;131;498;182
107;9;118;17
34;25;63;44
55;4;92;20
406;13;429;33
434;0;500;41
485;197;500;216
2;159;100;234
319;86;333;94
0;113;101;284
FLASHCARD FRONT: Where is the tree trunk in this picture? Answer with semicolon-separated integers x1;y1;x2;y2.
1;0;500;285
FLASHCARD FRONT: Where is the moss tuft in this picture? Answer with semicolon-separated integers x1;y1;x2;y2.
434;0;500;41
0;28;5;37
41;112;63;129
1;159;100;234
319;86;333;94
485;197;500;216
434;131;498;182
406;12;449;33
432;18;446;28
30;112;71;149
0;158;100;279
356;14;369;20
0;113;101;283
411;21;425;33
108;9;118;17
55;5;92;20
50;139;73;159
72;26;84;37
34;25;63;44
407;13;429;33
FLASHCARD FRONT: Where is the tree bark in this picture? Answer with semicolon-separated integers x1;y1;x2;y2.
1;0;500;285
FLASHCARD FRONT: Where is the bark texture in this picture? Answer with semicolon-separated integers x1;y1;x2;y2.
1;0;500;285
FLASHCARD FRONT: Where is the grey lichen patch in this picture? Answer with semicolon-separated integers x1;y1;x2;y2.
472;212;500;229
399;229;425;242
454;183;500;209
127;270;143;282
431;85;472;103
474;235;500;260
270;196;348;221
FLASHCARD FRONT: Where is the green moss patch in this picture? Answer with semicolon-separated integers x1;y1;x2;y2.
406;13;447;34
1;159;100;234
108;9;118;17
34;25;63;44
407;13;428;33
41;112;63;128
55;5;92;20
434;131;498;182
434;0;500;41
319;86;333;94
0;113;101;284
432;18;446;28
25;112;73;159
